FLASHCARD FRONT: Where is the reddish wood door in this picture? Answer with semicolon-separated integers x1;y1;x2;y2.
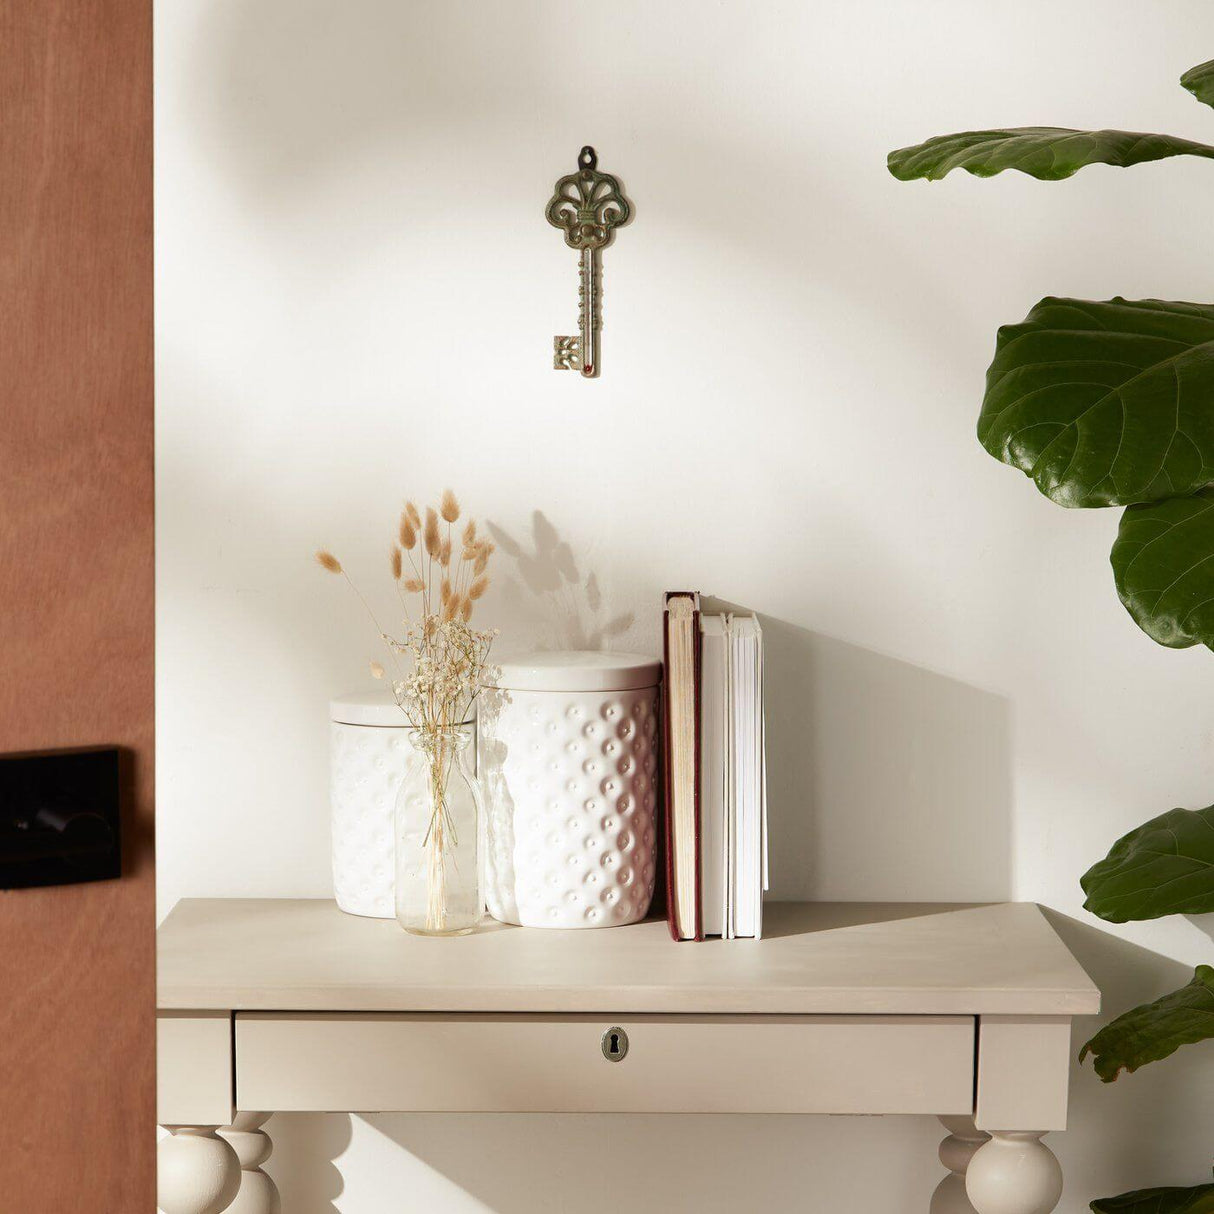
0;0;154;1210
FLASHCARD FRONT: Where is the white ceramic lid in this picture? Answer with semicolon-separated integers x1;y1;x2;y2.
329;689;411;727
330;689;478;727
496;650;662;692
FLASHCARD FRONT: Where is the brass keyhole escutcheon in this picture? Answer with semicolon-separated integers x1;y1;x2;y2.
601;1025;629;1062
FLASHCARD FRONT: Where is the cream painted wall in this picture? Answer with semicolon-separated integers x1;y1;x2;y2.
156;3;1214;1210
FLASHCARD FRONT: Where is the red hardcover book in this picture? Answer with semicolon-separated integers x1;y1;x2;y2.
662;591;703;941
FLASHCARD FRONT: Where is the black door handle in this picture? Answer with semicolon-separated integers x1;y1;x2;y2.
0;748;121;889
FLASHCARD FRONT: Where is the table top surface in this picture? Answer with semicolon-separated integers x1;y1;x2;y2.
157;899;1100;1016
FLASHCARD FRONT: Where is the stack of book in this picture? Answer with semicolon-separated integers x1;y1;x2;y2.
662;591;768;941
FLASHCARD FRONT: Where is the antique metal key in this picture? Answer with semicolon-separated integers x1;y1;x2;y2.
546;146;631;378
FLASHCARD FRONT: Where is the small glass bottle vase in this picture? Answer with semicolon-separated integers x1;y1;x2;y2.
394;723;482;936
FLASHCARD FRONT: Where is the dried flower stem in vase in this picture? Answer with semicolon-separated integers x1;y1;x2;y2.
317;489;499;934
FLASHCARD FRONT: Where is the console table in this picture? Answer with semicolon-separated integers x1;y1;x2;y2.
156;899;1099;1214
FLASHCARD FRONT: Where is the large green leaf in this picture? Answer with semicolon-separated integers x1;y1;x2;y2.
980;298;1214;508
1182;60;1214;111
1082;804;1214;921
1080;966;1214;1081
1112;489;1214;648
888;128;1214;181
1092;1184;1214;1213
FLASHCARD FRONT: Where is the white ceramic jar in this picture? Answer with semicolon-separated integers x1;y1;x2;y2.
482;652;662;929
329;690;410;918
329;690;476;919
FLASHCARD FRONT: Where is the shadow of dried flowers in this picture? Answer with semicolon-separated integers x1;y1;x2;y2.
487;511;633;650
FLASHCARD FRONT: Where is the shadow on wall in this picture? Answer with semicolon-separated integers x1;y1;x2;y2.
269;1109;945;1214
488;512;634;652
707;598;1014;903
269;1112;351;1212
476;539;1015;902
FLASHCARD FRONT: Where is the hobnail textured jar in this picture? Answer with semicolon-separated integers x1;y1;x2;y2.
482;652;662;929
329;690;474;919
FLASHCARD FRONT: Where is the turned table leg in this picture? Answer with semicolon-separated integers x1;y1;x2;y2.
217;1113;281;1214
965;1132;1062;1214
158;1126;242;1214
932;1116;989;1213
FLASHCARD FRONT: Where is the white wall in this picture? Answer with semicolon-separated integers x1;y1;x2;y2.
156;3;1214;1210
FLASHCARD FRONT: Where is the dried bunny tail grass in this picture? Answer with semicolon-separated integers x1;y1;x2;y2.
440;577;452;606
390;546;403;580
460;597;473;622
439;538;452;566
403;577;424;593
468;575;489;601
405;501;421;527
473;550;489;575
440;489;460;523
461;545;477;563
473;539;496;566
369;660;385;679
441;595;458;622
424;508;440;558
399;514;417;550
317;548;394;659
462;519;477;545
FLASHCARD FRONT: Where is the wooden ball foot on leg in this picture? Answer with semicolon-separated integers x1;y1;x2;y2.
966;1132;1062;1214
218;1113;281;1214
932;1116;989;1213
158;1126;241;1214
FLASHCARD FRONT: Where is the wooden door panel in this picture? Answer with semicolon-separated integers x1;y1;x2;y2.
0;1;154;1210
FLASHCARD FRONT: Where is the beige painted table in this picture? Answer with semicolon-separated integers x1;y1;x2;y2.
156;899;1099;1214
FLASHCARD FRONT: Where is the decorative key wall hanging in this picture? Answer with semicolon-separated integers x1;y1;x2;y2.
546;146;631;378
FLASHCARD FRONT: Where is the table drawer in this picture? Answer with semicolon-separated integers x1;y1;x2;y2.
236;1013;974;1114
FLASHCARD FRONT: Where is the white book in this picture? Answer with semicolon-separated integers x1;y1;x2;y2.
730;614;766;940
698;615;728;938
730;617;752;938
697;610;767;940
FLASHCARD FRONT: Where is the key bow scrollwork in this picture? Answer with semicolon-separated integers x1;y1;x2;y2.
545;145;631;250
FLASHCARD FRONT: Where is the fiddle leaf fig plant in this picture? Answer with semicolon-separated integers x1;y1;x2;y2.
1081;805;1214;921
1113;489;1214;648
1183;60;1214;110
979;298;1214;510
888;128;1214;182
1086;1187;1214;1214
1079;964;1214;1082
890;57;1214;1212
